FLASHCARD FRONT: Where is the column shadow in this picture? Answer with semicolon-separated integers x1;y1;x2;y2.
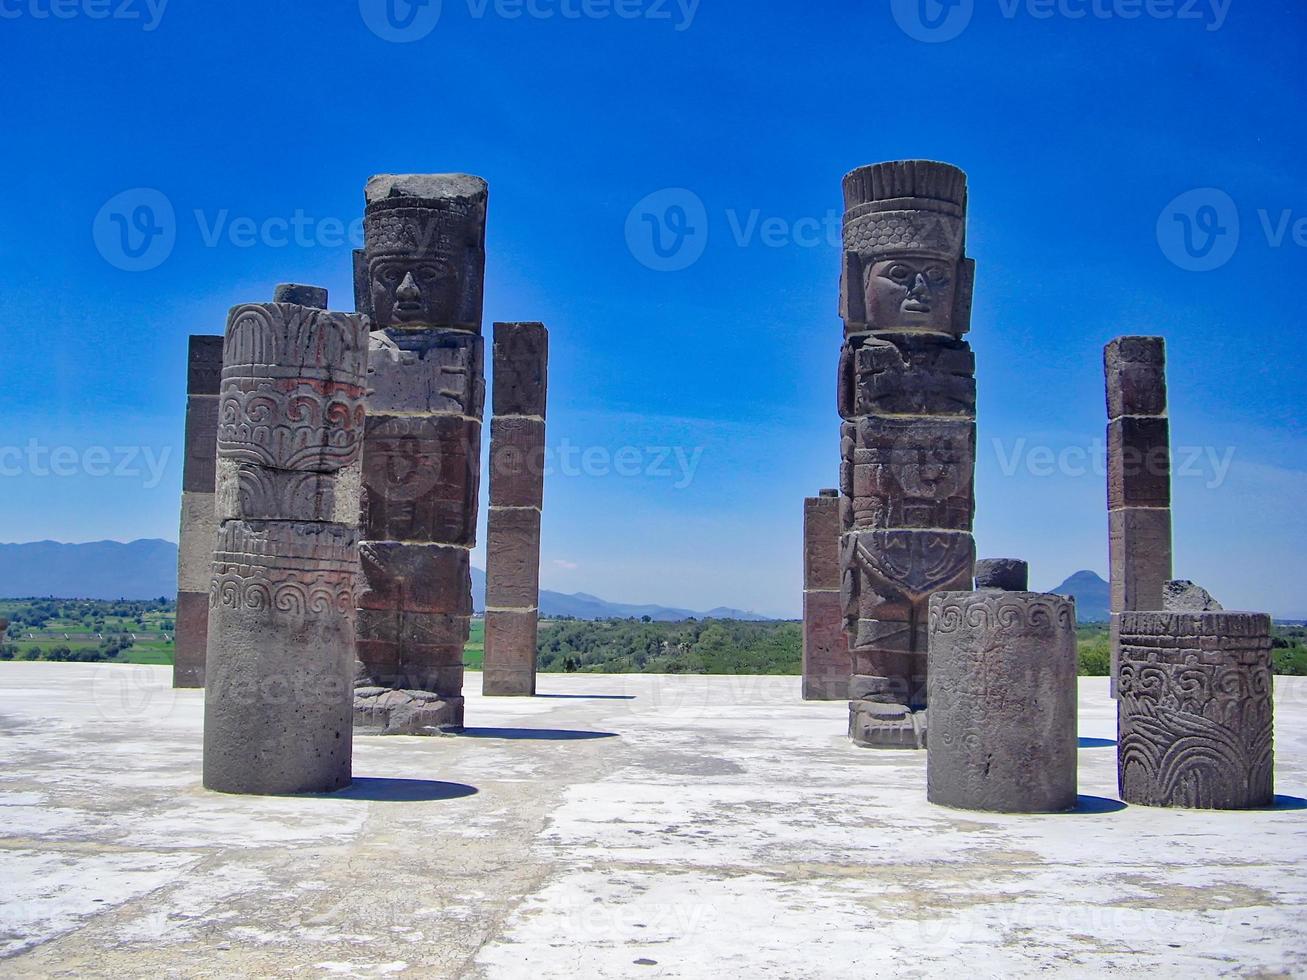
458;727;620;741
1066;795;1129;814
328;778;479;802
535;694;637;701
1263;795;1307;811
1078;737;1117;748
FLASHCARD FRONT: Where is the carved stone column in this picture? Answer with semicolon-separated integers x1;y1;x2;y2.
352;175;488;735
927;590;1079;813
203;286;368;795
484;322;548;697
1105;336;1173;697
174;335;222;689
837;160;977;749
802;490;851;700
1118;611;1274;809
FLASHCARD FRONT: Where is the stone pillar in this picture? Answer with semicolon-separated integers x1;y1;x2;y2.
173;335;223;689
203;287;368;796
352;175;487;735
803;490;851;700
1118;611;1274;809
927;590;1079;811
838;161;977;749
484;322;548;697
974;558;1028;592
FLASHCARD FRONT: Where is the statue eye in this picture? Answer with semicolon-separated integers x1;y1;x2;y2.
927;267;950;285
888;264;913;282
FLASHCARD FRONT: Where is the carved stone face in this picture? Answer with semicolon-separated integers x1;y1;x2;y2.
368;256;460;329
863;256;957;333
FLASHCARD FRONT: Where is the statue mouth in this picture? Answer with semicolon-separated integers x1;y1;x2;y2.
902;300;932;314
394;302;424;319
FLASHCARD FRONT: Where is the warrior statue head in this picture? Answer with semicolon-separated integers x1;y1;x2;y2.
354;174;488;333
840;160;974;338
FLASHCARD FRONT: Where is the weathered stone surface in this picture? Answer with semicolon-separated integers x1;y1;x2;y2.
366;329;484;416
187;334;225;395
172;591;209;689
176;334;224;690
850;699;926;749
360;414;481;546
356;174;488;731
974;558;1029;592
489;417;546;509
1118;611;1273;809
1105;335;1167;419
927;591;1079;813
1105;335;1172;699
357;542;472;615
492;322;549;417
485;509;542;611
215;458;361;525
1164;580;1224;612
182;394;221;493
837;161;977;748
804;492;842;592
203;292;368;795
272;283;328;308
1107;417;1172;509
352;688;464;735
803;590;851;701
483;609;539;697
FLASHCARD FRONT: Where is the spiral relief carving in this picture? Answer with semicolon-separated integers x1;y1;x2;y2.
1117;611;1274;809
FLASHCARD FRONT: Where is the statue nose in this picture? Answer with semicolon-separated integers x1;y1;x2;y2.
397;271;421;302
910;273;931;297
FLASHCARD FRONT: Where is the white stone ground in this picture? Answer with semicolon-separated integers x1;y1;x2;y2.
0;663;1305;978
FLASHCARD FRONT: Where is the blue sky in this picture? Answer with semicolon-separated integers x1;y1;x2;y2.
0;0;1303;617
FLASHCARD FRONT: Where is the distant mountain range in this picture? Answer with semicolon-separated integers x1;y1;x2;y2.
0;540;177;601
0;540;771;621
1047;570;1110;622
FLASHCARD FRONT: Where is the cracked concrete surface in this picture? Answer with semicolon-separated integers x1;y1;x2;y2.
1;663;1304;978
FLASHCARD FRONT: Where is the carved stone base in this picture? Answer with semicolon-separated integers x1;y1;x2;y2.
353;688;465;736
849;701;927;750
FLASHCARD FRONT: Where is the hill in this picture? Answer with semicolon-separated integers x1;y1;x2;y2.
1048;570;1111;622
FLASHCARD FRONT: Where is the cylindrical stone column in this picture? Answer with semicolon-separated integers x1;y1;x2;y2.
1118;611;1274;809
484;322;548;697
203;289;368;795
927;591;1079;813
803;490;851;700
174;334;223;689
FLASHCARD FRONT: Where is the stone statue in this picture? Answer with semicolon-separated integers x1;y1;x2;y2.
351;175;488;735
837;160;977;749
203;286;368;795
484;322;549;697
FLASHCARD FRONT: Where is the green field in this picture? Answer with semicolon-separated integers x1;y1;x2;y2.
4;600;1306;677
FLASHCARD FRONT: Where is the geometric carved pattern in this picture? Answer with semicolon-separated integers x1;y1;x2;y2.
1118;611;1274;809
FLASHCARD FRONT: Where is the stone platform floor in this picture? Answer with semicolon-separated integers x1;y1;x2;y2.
1;663;1305;978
